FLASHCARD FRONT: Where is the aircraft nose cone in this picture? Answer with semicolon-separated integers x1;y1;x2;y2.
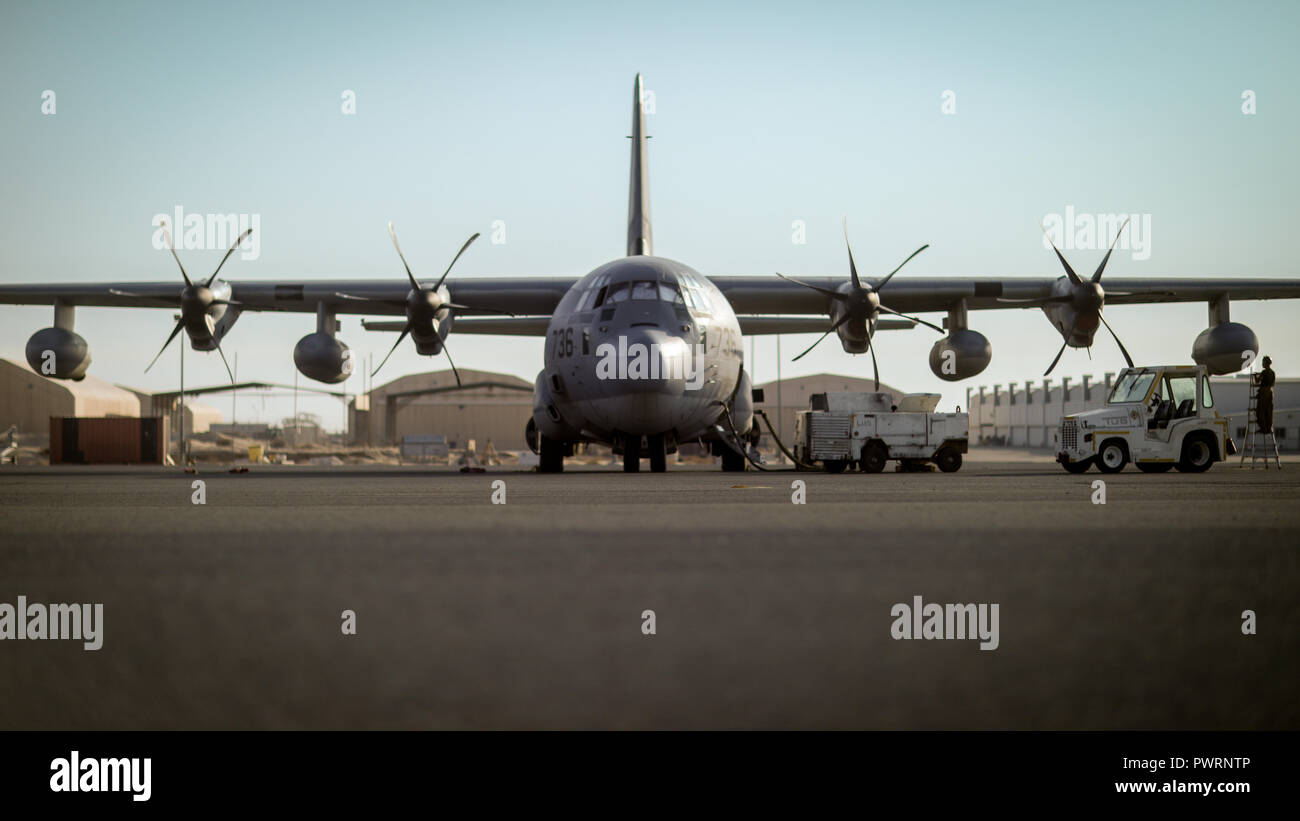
597;327;700;393
589;326;707;435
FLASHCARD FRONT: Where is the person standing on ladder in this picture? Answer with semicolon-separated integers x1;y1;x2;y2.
1255;355;1276;434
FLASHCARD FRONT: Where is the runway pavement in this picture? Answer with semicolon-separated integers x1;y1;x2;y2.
1;459;1297;729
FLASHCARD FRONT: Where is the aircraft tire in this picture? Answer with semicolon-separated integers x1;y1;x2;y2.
648;433;667;473
539;435;564;473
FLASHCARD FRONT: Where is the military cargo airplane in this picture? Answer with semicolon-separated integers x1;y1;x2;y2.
3;74;1299;472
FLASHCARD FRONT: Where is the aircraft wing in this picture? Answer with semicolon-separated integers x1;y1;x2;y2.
0;278;578;316
5;275;1299;318
710;275;1300;314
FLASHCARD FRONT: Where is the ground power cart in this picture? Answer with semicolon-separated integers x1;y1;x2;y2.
793;392;969;473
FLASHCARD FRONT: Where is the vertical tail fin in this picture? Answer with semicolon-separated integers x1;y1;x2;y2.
627;73;653;256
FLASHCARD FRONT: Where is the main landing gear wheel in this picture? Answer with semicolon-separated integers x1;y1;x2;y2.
647;433;667;473
720;448;746;472
1096;441;1128;474
539;435;564;473
623;443;640;473
1061;458;1092;474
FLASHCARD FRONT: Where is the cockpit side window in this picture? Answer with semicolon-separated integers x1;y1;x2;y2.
659;282;684;303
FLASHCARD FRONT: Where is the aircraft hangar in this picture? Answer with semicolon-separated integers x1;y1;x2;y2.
0;357;140;434
352;368;535;451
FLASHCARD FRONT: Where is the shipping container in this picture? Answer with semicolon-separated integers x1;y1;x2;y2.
49;417;168;464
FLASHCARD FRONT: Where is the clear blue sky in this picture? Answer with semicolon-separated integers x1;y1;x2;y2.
2;0;1298;429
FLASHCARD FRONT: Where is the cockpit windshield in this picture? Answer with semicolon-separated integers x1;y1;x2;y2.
631;281;657;300
1108;371;1156;404
595;280;684;307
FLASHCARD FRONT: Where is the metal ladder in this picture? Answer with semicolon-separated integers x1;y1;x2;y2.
1239;373;1281;469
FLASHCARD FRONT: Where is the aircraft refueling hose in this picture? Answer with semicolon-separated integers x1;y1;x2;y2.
718;405;815;471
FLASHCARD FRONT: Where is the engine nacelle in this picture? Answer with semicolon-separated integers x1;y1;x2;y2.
293;332;352;384
928;329;991;381
1192;322;1258;375
25;327;91;380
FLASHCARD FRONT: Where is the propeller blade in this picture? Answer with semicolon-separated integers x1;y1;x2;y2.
775;272;849;301
209;299;242;307
842;217;861;290
1091;218;1131;283
433;232;481;292
877;305;944;333
158;220;193;287
791;330;833;362
441;341;463;388
874;244;930;293
1099;312;1134;368
109;288;148;298
145;320;186;373
1044;315;1081;376
388;222;421;291
214;341;236;385
791;312;853;361
443;303;516;316
867;334;880;391
1039;223;1082;286
205;227;254;287
371;323;411;377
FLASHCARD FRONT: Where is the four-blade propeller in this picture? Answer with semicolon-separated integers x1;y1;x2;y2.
144;219;249;383
776;218;941;390
368;222;514;386
1018;219;1135;376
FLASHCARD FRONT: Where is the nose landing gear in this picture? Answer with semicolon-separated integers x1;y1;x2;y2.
620;432;671;473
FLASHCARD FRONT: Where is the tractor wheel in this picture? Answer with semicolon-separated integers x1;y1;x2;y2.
859;443;888;474
935;448;962;473
1096;440;1128;474
1175;436;1215;473
1136;462;1174;474
1061;458;1093;474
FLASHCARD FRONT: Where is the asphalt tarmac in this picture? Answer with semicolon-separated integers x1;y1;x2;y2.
1;458;1297;729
